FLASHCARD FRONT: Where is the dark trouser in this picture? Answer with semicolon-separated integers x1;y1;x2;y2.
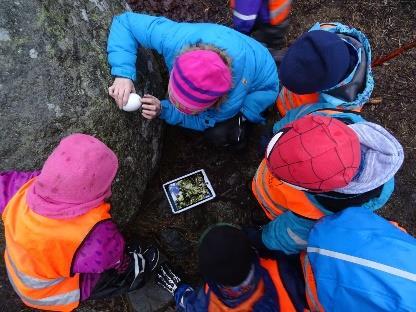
88;246;149;300
204;114;250;149
251;19;290;64
87;269;137;300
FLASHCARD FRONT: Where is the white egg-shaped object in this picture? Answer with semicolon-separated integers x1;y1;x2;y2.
122;93;142;112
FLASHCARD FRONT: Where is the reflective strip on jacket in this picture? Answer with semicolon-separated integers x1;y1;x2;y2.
252;159;325;220
306;208;416;311
276;22;374;117
205;257;299;311
2;179;111;311
230;0;292;34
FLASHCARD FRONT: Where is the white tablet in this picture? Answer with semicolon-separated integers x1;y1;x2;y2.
163;169;216;214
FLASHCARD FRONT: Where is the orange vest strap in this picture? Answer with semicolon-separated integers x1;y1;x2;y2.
269;0;292;25
260;258;297;312
206;258;301;312
300;253;324;312
276;88;320;117
252;160;324;220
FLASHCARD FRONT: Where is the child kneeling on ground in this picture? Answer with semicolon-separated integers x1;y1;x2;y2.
156;224;307;311
252;110;404;254
156;210;416;311
107;12;279;147
277;22;374;116
0;134;159;311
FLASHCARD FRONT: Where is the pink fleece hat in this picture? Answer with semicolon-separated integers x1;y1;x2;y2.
27;133;119;219
168;50;232;115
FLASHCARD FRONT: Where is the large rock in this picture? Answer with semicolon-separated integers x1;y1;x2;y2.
0;0;166;225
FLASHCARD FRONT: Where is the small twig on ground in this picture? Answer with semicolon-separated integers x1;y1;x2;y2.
368;97;383;105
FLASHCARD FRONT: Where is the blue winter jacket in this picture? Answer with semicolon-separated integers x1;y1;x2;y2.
107;13;279;131
307;208;416;311
262;102;395;254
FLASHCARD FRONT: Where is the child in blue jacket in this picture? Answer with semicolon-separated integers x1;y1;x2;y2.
252;103;404;254
155;213;415;311
155;224;307;311
107;13;278;146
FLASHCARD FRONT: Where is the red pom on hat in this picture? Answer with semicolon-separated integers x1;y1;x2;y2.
266;115;361;192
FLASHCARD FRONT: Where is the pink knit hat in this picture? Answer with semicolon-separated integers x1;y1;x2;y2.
168;50;232;115
27;133;118;219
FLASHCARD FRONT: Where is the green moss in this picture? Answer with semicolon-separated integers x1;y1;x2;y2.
37;4;70;41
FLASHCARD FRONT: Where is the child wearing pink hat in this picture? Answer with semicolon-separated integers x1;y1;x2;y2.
107;12;278;146
0;134;159;311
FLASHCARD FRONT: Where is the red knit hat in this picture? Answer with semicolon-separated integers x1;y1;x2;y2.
266;115;361;192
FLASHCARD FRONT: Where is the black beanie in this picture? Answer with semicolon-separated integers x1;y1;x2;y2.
198;224;255;286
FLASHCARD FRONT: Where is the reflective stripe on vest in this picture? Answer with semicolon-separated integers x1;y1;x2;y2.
5;254;80;307
252;159;325;220
276;87;320;117
269;0;292;25
300;252;324;312
3;179;111;311
252;161;287;219
5;249;64;289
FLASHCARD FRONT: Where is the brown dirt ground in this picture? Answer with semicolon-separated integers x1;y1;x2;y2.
130;0;416;270
1;0;415;311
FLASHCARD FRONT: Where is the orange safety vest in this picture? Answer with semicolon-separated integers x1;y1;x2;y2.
2;179;111;311
300;253;324;312
252;159;325;220
206;257;298;312
276;87;320;117
269;0;292;25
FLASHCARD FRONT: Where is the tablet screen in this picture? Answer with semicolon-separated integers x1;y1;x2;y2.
163;170;215;213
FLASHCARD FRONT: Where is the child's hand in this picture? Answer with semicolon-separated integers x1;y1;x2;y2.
141;95;161;120
109;78;135;108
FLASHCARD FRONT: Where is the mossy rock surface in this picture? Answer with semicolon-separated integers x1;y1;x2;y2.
0;0;165;226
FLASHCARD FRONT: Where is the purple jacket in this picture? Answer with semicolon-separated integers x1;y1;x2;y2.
0;171;127;300
231;0;271;34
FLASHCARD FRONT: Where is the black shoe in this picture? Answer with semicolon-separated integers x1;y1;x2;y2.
143;246;160;272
